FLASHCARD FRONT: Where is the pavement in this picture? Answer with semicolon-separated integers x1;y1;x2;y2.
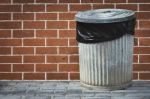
0;81;150;99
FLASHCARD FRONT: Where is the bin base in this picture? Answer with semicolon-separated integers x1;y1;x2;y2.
81;81;132;91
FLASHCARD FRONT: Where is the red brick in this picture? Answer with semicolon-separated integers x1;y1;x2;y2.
133;73;138;80
36;0;57;3
24;56;45;63
24;39;45;46
47;55;68;63
24;73;45;80
59;13;76;20
36;47;57;54
129;0;150;3
93;4;114;9
0;39;22;46
13;64;34;72
70;73;80;80
134;47;150;54
139;38;150;46
0;0;11;3
139;73;150;80
81;0;102;3
69;21;76;29
0;64;11;72
59;47;78;54
13;47;34;54
70;55;79;63
133;55;138;63
13;0;34;3
105;0;126;3
0;22;21;29
36;13;57;20
23;5;45;12
60;0;80;3
59;64;79;72
116;4;138;11
36;64;57;72
13;30;34;38
47;73;68;80
36;30;57;38
70;4;91;11
0;47;11;55
24;21;45;29
47;4;68;12
59;30;76;38
0;13;11;20
139;4;150;11
136;12;150;20
47;21;68;29
0;5;21;12
139;21;150;29
13;13;34;20
69;39;78;46
134;38;138;46
133;64;150;71
0;56;22;63
47;39;68;46
135;30;150;37
0;73;22;80
139;55;150;63
0;30;11;38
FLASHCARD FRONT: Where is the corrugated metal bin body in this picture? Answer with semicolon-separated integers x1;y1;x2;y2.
79;34;133;90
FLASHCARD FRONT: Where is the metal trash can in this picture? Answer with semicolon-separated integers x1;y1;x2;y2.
75;9;136;90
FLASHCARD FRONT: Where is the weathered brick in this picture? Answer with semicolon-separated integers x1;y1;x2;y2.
47;73;68;80
47;4;68;12
59;47;78;54
0;13;11;20
13;47;34;54
0;22;21;29
36;47;57;54
0;73;22;80
23;39;45;46
47;55;68;63
0;64;11;72
24;73;45;80
0;56;22;63
13;64;34;72
13;30;34;38
36;30;57;38
0;5;21;12
13;13;34;20
59;64;79;72
0;47;11;55
23;21;45;29
23;5;45;12
24;56;45;63
47;39;68;46
47;21;68;29
36;64;57;72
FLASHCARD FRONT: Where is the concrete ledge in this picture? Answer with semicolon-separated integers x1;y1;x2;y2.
0;81;150;99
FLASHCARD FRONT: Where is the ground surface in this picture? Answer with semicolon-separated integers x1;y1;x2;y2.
0;81;150;99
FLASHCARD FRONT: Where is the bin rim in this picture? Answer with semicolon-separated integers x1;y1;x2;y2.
75;9;136;23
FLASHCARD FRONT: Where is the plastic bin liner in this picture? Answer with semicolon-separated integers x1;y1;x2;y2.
76;19;136;43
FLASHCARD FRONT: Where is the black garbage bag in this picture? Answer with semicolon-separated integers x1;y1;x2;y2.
76;18;136;43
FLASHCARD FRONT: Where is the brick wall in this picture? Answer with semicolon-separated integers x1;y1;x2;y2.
0;0;149;80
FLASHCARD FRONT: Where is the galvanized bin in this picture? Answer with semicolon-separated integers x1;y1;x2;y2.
75;9;136;90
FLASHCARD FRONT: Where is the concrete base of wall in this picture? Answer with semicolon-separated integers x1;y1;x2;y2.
0;81;150;99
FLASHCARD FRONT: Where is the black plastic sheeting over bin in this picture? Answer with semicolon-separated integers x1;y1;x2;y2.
76;9;136;43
